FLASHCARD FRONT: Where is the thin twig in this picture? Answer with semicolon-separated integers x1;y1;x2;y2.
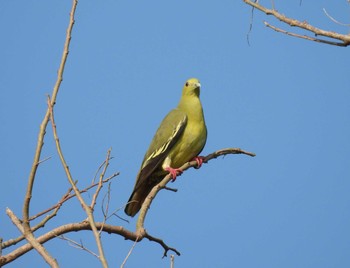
31;173;118;222
120;238;138;268
101;183;112;220
30;186;73;221
90;149;112;210
323;8;350;26
37;156;52;165
100;182;113;233
92;156;114;184
170;255;175;268
58;235;99;259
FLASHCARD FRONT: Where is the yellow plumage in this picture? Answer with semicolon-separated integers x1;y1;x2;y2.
125;78;207;217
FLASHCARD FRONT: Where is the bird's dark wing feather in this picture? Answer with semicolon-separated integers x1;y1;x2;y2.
134;109;187;191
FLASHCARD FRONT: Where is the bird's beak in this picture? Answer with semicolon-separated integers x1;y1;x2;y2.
195;82;201;88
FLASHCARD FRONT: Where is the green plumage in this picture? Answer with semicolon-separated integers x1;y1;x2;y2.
125;78;207;217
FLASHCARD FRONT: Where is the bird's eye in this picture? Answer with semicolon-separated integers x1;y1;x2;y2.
185;82;189;87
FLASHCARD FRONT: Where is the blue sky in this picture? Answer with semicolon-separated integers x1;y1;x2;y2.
1;1;350;267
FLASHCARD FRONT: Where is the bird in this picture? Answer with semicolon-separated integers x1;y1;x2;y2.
124;78;207;217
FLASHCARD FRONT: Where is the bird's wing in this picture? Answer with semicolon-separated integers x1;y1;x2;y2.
133;108;187;191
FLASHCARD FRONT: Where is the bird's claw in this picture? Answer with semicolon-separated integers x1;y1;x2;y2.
192;156;205;169
165;167;183;182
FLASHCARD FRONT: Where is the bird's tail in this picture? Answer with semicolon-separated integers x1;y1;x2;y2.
124;187;150;217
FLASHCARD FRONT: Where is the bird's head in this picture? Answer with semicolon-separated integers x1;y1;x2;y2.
182;78;201;97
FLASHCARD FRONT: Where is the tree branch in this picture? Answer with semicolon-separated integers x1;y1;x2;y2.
243;0;350;46
0;222;135;266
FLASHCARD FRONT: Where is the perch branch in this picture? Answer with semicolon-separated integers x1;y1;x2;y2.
133;147;255;257
137;148;256;231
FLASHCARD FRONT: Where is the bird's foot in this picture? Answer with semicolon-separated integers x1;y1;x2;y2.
165;167;183;182
192;156;205;169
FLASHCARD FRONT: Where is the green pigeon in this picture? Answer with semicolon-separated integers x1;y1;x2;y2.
125;78;207;217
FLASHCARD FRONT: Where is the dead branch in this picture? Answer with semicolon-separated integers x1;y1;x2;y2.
243;0;350;46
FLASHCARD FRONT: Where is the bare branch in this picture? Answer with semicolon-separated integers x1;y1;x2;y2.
243;0;350;46
18;0;79;266
47;95;109;267
264;21;346;46
0;222;136;266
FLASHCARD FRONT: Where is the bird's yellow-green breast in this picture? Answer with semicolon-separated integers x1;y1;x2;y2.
162;78;207;169
124;78;207;217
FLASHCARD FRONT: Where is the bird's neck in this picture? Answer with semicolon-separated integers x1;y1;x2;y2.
178;95;204;122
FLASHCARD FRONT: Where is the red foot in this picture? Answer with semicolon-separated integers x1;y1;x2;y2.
165;167;183;182
192;156;205;169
